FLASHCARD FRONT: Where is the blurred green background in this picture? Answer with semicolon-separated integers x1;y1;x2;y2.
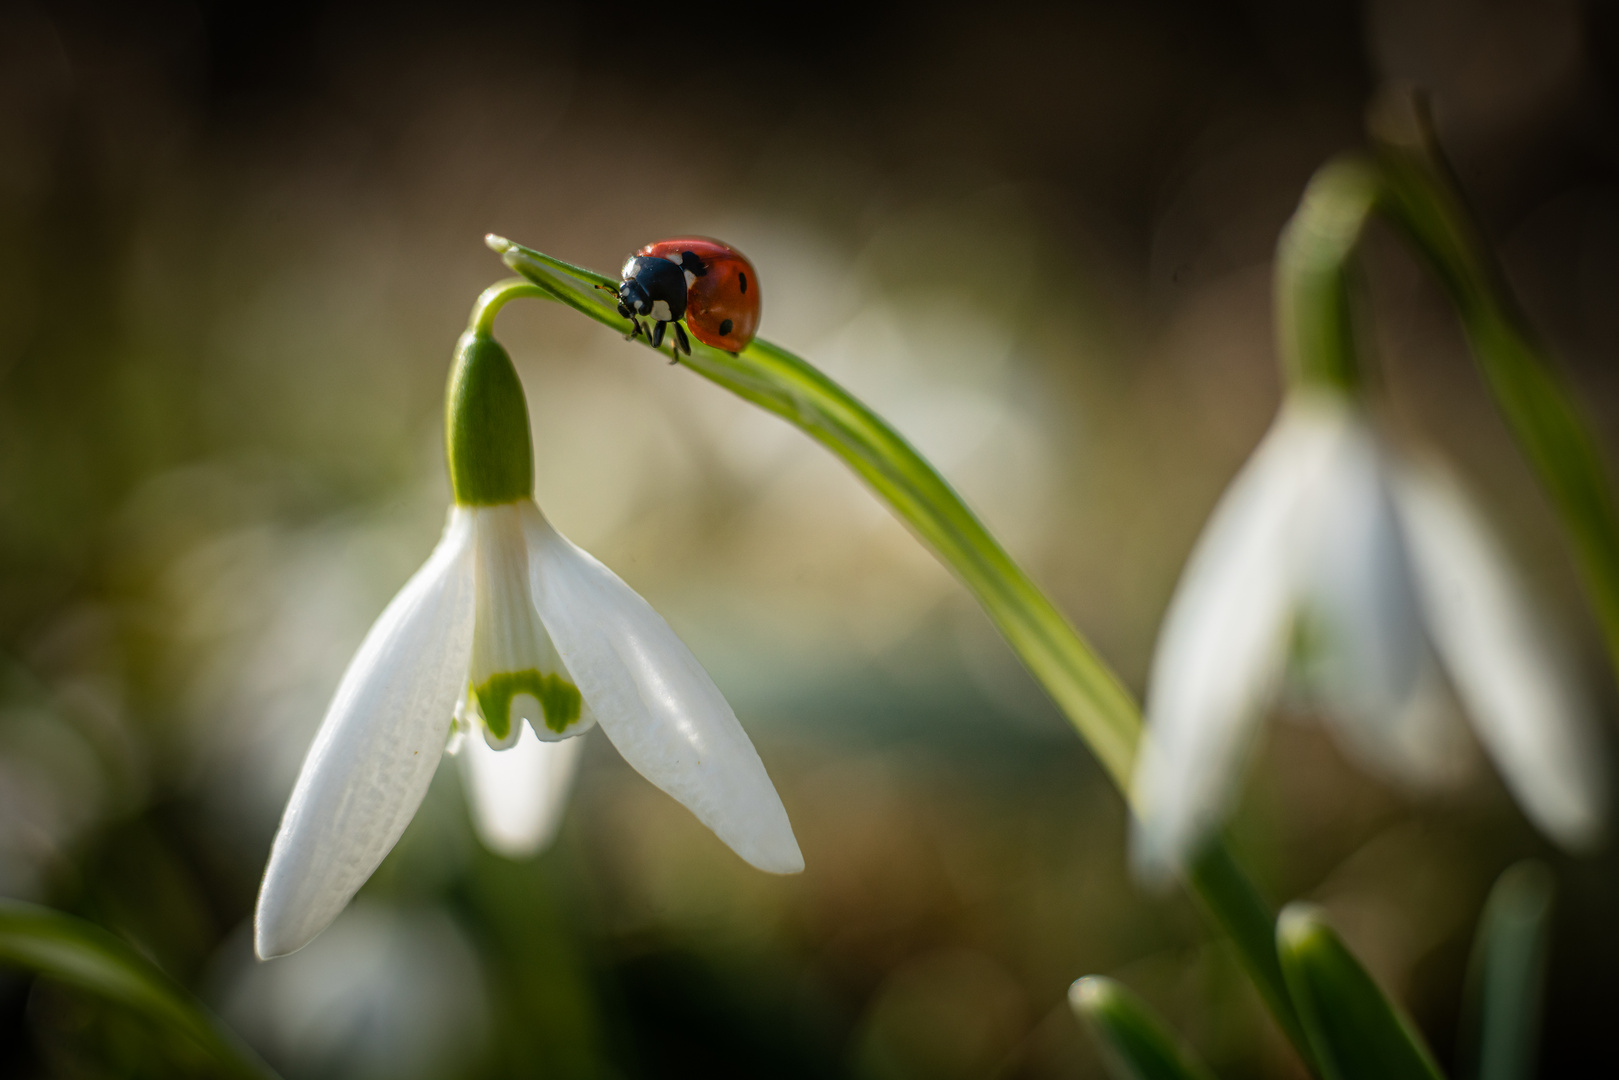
2;1;1618;1076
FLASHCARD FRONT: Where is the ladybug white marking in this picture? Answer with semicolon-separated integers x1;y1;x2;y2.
650;299;673;321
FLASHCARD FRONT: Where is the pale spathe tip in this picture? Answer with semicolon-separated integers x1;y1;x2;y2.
1067;975;1111;1014
484;233;513;254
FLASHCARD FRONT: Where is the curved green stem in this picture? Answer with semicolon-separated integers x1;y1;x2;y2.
486;235;1315;1068
1368;94;1619;679
470;279;550;337
1276;157;1383;393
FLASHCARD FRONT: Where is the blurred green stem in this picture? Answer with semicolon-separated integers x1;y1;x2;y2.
1275;157;1382;393
1070;975;1219;1080
1368;94;1619;679
487;237;1315;1069
1460;862;1554;1080
0;900;278;1079
1277;905;1446;1080
1283;97;1619;706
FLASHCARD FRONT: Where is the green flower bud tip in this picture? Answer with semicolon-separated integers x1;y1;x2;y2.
445;330;533;506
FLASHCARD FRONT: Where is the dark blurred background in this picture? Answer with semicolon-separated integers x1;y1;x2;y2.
2;1;1618;1076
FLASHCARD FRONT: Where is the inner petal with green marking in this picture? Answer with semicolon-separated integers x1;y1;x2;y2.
473;669;583;738
468;502;595;747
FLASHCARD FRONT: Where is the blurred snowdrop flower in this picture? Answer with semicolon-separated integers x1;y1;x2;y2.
255;315;801;959
1132;390;1607;881
223;902;487;1080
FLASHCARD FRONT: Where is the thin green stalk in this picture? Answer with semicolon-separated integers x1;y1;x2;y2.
487;236;1315;1068
471;280;549;337
1459;861;1554;1080
1275;156;1382;393
0;900;278;1079
1278;905;1446;1080
1369;95;1619;678
1070;975;1219;1080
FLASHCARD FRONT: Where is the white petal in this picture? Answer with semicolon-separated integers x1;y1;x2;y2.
521;503;803;874
1393;462;1608;849
255;510;477;958
1132;395;1351;882
1299;420;1472;788
458;720;584;859
468;504;593;746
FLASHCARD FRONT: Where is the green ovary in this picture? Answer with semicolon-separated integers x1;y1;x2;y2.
474;669;583;739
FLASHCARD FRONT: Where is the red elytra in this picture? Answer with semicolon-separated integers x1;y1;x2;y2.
636;237;760;352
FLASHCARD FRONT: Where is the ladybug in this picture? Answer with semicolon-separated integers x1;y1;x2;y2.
603;237;761;359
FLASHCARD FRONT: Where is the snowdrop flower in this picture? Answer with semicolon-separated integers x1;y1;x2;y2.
1132;389;1607;881
255;307;802;959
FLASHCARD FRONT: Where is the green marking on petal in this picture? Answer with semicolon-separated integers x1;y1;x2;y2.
473;669;583;738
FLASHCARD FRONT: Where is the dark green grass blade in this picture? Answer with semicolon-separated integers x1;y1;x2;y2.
1070;975;1219;1080
1459;861;1554;1080
1277;904;1445;1080
0;900;277;1079
1371;97;1619;683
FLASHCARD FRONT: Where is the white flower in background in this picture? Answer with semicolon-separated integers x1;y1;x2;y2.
224;902;488;1080
255;324;801;959
1132;390;1608;880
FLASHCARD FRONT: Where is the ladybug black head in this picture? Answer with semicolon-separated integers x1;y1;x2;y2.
617;255;688;322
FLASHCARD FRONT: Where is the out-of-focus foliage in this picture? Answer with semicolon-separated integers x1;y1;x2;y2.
2;2;1618;1077
1070;976;1216;1080
1277;904;1445;1080
0;900;273;1078
1458;862;1554;1080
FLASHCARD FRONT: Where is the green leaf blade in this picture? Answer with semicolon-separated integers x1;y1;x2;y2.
0;900;277;1079
1277;903;1446;1080
1069;976;1219;1080
1462;861;1554;1080
1370;99;1619;684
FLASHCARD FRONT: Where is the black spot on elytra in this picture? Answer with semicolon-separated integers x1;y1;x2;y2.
738;272;748;294
719;319;733;336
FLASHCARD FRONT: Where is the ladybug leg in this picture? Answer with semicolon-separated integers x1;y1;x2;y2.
673;322;691;356
650;320;667;349
624;316;643;342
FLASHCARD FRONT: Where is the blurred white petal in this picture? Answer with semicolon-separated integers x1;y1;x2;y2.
226;902;487;1080
1301;420;1471;787
1132;395;1352;880
522;503;803;874
1394;463;1608;849
468;504;591;747
458;720;583;859
255;511;477;959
